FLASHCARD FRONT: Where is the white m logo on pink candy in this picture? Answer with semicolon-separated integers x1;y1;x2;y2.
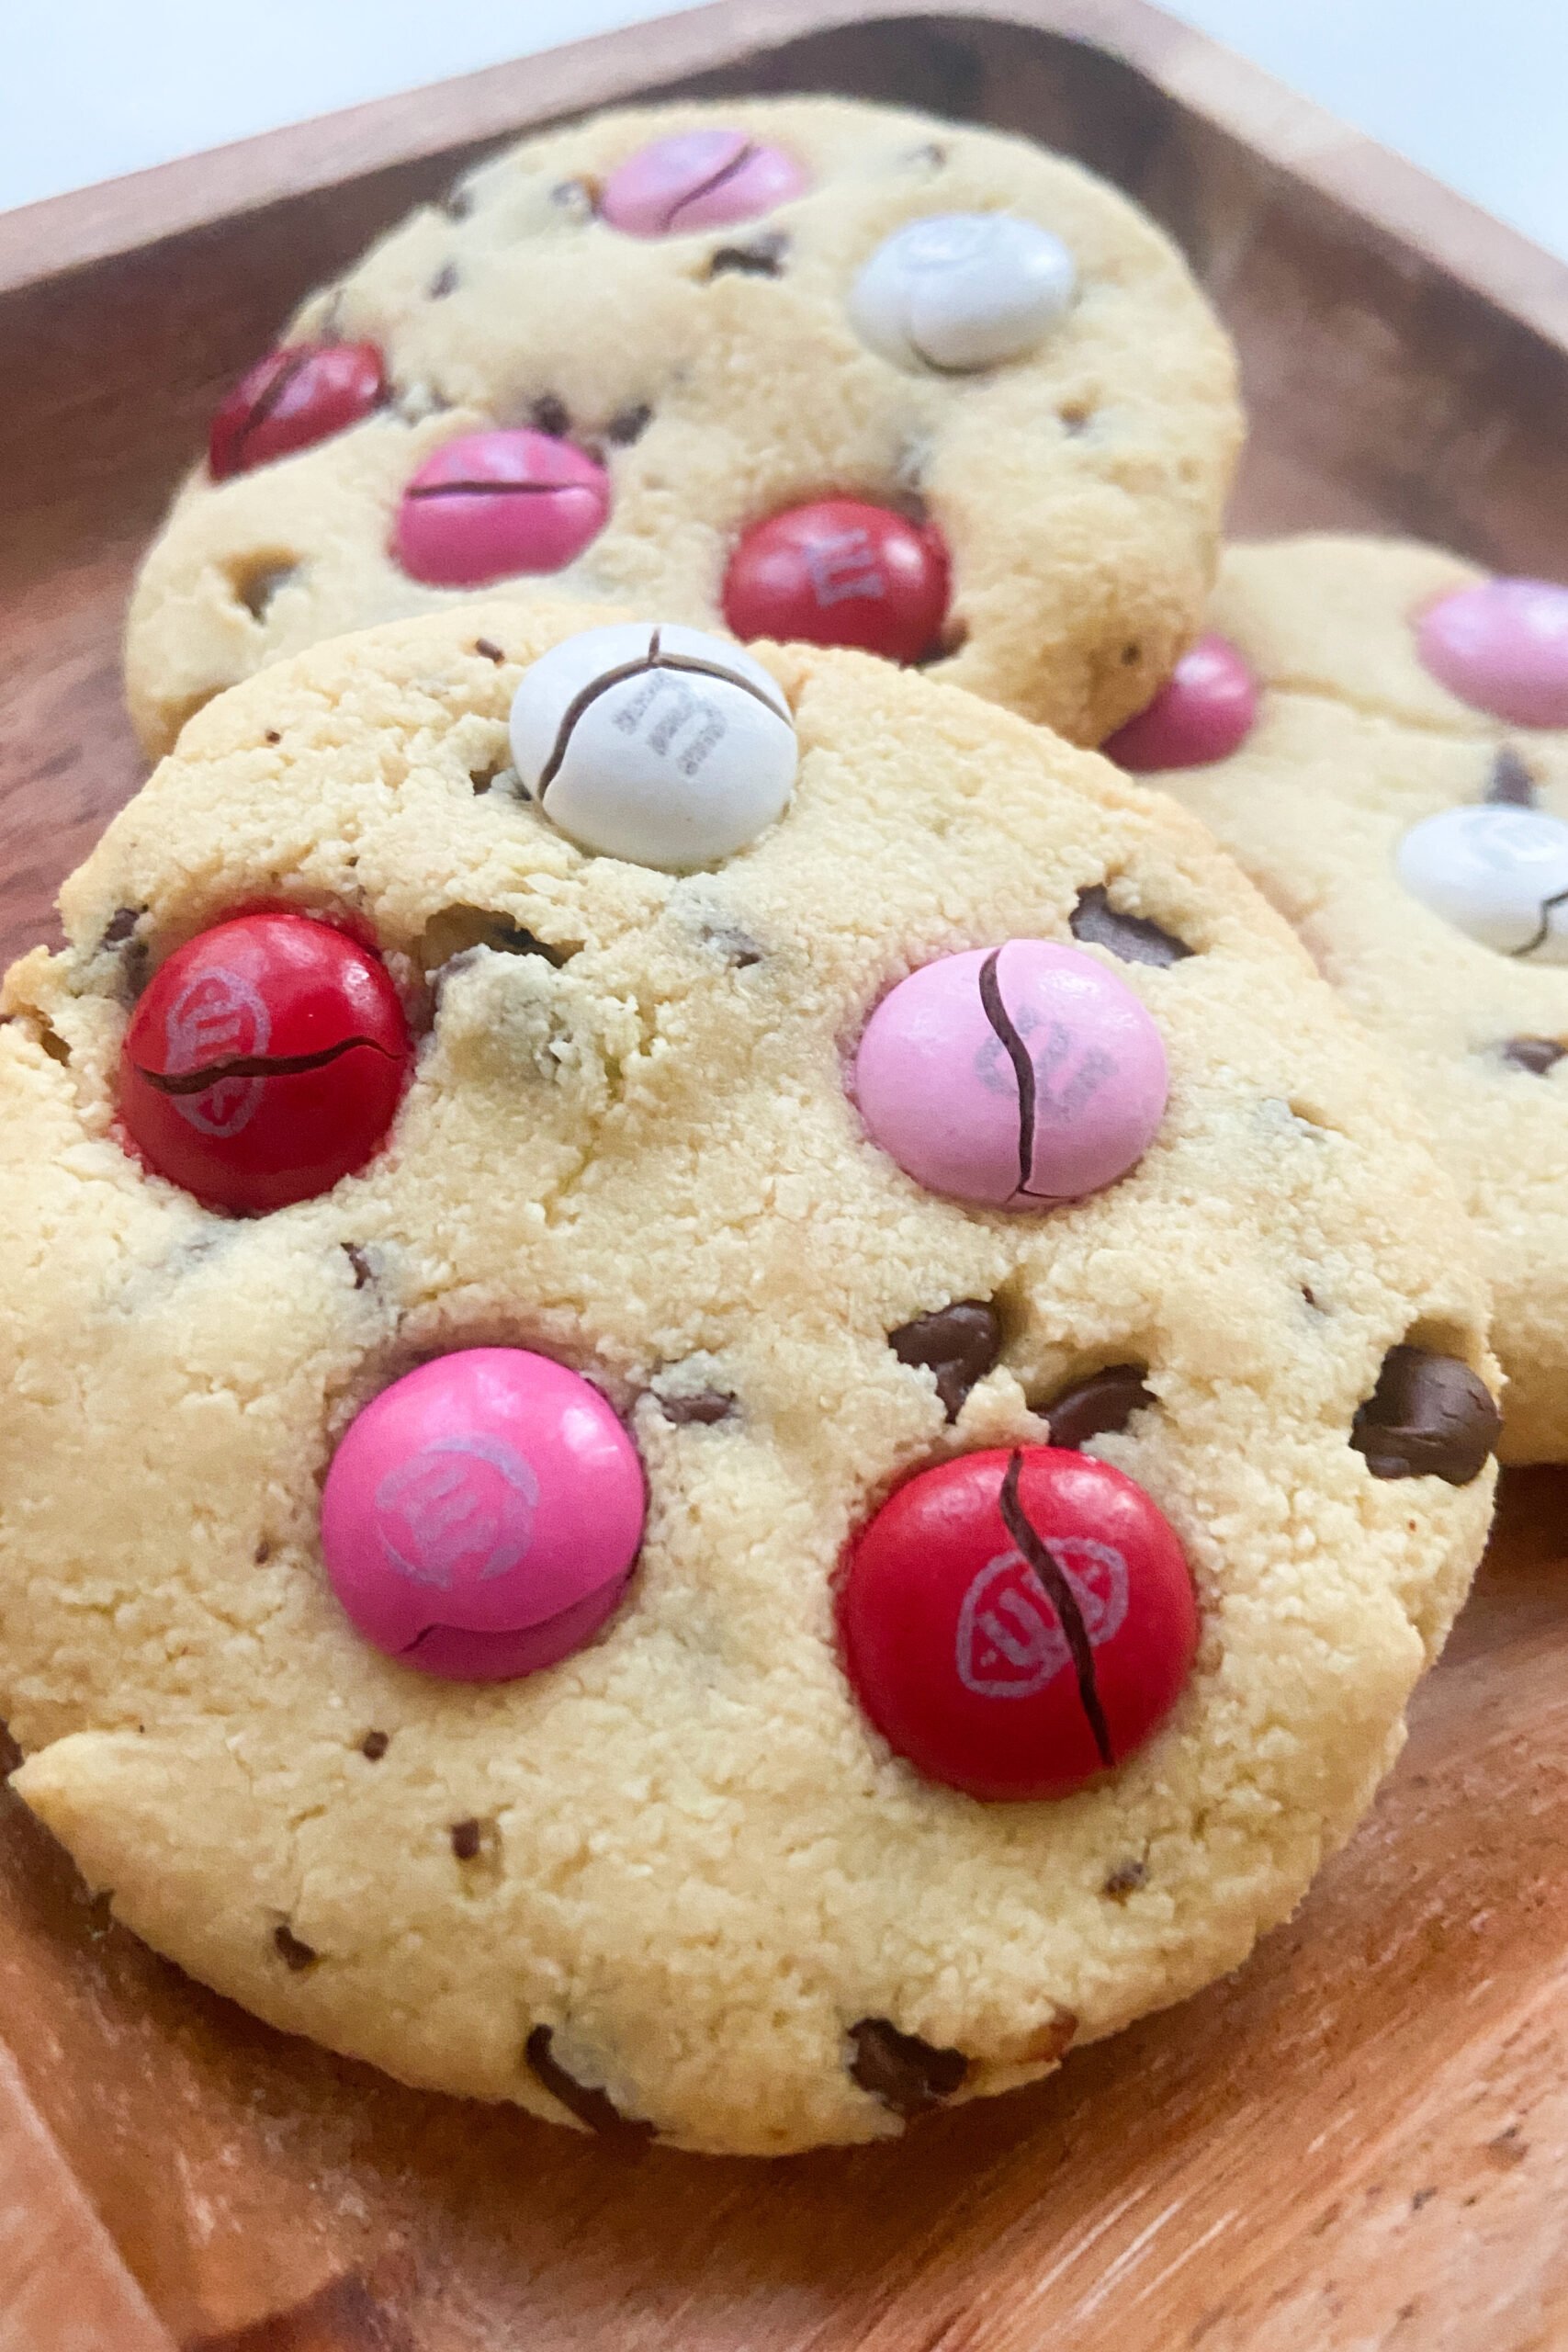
374;1436;540;1589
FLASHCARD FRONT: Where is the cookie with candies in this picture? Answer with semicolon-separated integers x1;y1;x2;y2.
1126;534;1568;1462
123;93;1241;757
0;598;1495;2154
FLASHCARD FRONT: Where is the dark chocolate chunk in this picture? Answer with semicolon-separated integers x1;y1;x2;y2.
604;402;652;447
1102;1859;1148;1902
428;262;459;300
530;394;571;439
360;1730;389;1761
848;2017;969;2119
1501;1035;1565;1075
473;637;506;664
1044;1363;1154;1449
102;905;142;946
525;2025;653;2141
344;1243;374;1290
658;1388;738;1426
705;232;789;278
450;1817;483;1861
1486;745;1537;806
888;1299;1002;1422
264;729;282;746
1070;885;1192;967
1350;1343;1501;1486
274;1923;318;1972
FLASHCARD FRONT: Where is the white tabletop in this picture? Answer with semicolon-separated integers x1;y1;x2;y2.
5;0;1568;264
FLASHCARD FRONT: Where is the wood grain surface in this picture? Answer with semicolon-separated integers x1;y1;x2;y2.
4;3;1568;2346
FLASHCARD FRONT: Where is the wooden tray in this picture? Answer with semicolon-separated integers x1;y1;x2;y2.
5;5;1568;2346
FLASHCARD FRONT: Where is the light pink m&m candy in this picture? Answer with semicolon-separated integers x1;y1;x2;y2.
598;129;808;238
854;942;1168;1208
1103;635;1258;772
1416;578;1568;728
321;1349;645;1680
394;430;610;587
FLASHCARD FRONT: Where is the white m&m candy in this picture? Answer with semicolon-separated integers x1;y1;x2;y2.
1396;804;1568;961
509;622;797;870
849;212;1077;374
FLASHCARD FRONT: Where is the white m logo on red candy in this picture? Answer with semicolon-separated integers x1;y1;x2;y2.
955;1538;1128;1698
164;966;274;1137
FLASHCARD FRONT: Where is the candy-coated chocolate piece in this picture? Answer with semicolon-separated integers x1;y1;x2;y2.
1103;634;1258;772
838;1445;1197;1801
850;212;1077;374
118;912;411;1213
209;344;386;481
1395;804;1568;961
722;499;949;664
1416;577;1568;728
509;620;797;869
321;1349;645;1680
854;940;1168;1207
598;128;807;238
394;430;610;587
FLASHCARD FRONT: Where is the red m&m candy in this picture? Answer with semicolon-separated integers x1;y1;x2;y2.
118;912;412;1214
722;499;950;664
321;1349;645;1680
394;429;611;587
839;1446;1198;1801
209;344;387;481
1103;634;1258;773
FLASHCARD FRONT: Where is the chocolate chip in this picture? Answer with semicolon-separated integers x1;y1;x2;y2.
888;1299;1001;1421
1043;1363;1154;1449
658;1388;737;1426
494;924;566;965
1070;885;1192;967
525;2026;652;2141
1058;401;1093;434
1102;1859;1147;1901
705;232;789;278
473;637;506;664
907;141;948;168
848;2018;969;2119
1121;642;1143;666
1486;746;1537;806
361;1730;389;1761
264;729;281;746
274;1923;318;1972
254;1540;271;1565
1350;1344;1501;1486
604;402;652;447
530;394;570;439
1501;1036;1564;1074
428;262;459;300
343;1243;373;1290
450;1818;482;1860
445;178;476;220
102;905;142;946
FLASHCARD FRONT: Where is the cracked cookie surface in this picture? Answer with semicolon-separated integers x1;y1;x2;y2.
1154;534;1568;1461
1;597;1494;2153
123;93;1240;757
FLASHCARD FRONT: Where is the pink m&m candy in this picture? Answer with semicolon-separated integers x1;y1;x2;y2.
394;430;610;587
1103;634;1258;772
1415;577;1568;728
854;941;1168;1208
321;1349;645;1680
598;129;808;238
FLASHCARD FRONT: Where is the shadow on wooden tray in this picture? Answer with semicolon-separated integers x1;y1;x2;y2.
3;1467;1566;2352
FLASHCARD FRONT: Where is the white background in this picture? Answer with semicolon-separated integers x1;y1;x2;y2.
5;0;1568;261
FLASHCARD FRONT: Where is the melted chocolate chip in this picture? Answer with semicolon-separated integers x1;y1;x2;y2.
1350;1344;1500;1486
343;1243;374;1290
1102;1860;1147;1901
254;1540;271;1565
473;637;506;664
1070;886;1192;967
888;1300;1002;1421
102;905;142;946
1486;745;1537;806
848;2018;969;2119
274;1923;318;1973
1501;1036;1565;1074
658;1388;738;1426
264;729;282;746
450;1818;483;1861
1044;1363;1154;1449
604;402;652;447
525;2026;652;2141
360;1730;389;1761
705;232;789;278
530;394;571;439
428;262;459;300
